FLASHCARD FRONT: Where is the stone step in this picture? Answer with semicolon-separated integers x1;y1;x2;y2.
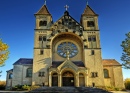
30;87;111;93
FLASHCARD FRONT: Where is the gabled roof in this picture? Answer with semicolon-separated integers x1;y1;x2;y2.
82;5;98;16
6;69;13;72
35;5;51;15
51;11;83;29
102;59;121;66
13;58;33;65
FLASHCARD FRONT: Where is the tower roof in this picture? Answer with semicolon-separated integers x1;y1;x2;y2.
35;5;51;15
82;5;98;16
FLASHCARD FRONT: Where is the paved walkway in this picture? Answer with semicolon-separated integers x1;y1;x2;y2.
0;89;130;93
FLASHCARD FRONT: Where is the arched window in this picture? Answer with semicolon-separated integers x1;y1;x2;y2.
26;68;32;77
103;69;109;78
87;21;95;27
39;21;47;26
9;73;13;79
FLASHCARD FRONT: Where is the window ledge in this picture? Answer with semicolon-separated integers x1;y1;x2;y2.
104;77;110;79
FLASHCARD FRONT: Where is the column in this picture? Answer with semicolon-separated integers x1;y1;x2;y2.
85;71;88;87
49;73;52;87
58;74;62;87
75;73;79;87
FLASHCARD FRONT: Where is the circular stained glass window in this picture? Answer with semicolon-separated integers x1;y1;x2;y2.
57;42;78;58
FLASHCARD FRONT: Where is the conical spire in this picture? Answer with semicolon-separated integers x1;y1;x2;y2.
82;5;98;16
35;5;51;15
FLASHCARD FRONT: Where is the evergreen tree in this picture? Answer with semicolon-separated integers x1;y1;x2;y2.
121;32;130;69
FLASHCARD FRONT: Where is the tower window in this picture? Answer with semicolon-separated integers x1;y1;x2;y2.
91;72;98;78
43;36;46;41
91;50;95;55
92;36;96;42
39;36;46;41
40;50;44;55
39;21;47;26
88;36;92;41
39;72;45;77
87;21;95;27
39;36;42;41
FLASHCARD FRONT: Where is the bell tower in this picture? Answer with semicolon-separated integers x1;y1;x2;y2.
81;4;105;86
81;5;99;31
32;2;53;86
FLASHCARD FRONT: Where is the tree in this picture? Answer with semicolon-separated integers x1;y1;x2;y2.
0;39;9;66
121;32;130;69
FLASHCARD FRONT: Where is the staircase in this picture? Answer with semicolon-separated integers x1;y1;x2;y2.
30;87;112;93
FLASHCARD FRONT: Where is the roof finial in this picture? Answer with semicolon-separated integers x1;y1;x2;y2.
44;0;46;5
87;0;89;5
64;5;69;11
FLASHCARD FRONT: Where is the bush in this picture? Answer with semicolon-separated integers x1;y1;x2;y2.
12;85;40;91
12;85;31;91
0;81;6;90
29;85;40;91
105;86;120;91
22;85;30;90
124;78;130;90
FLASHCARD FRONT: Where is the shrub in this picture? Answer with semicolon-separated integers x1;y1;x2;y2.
0;81;6;90
29;85;40;91
105;86;120;91
12;85;30;91
124;78;130;90
22;85;30;90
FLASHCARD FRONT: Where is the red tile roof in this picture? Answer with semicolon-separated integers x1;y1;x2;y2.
102;59;121;66
35;5;51;15
82;5;98;16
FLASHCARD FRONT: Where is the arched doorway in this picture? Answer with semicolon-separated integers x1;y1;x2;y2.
79;73;85;87
62;71;74;86
52;73;58;86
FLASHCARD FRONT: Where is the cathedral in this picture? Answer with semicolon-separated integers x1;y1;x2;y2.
6;2;124;88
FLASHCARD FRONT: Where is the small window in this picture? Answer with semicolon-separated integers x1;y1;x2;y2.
88;36;91;41
9;73;13;79
87;21;95;27
39;36;42;41
40;50;44;55
104;69;109;78
95;72;98;77
43;21;47;26
39;72;45;77
92;36;96;42
91;50;95;55
26;68;32;77
91;72;98;78
39;21;47;26
43;36;46;41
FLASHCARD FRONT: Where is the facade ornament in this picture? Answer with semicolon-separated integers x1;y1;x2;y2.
66;50;70;60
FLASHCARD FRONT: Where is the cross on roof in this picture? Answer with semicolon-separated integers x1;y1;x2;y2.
44;0;46;5
64;5;69;11
87;0;89;5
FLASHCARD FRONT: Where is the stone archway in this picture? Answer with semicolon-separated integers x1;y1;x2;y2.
62;71;74;86
52;73;58;86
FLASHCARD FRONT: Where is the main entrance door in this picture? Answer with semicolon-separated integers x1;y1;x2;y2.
62;71;74;86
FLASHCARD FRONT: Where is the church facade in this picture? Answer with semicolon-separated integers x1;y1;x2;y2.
6;3;124;88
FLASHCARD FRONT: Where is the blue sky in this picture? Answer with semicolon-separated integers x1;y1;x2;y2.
0;0;130;80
